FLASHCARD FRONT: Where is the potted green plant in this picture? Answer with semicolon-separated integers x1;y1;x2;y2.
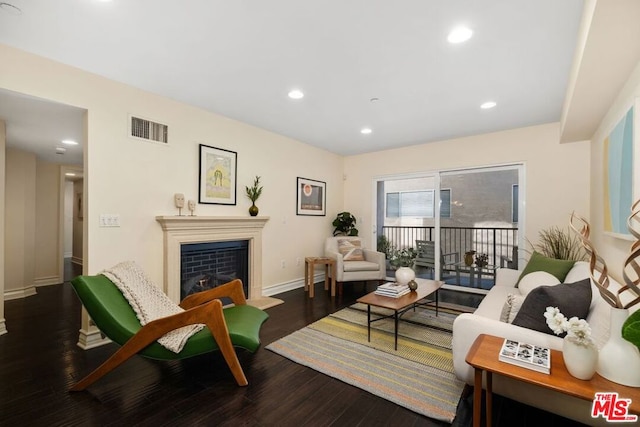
389;247;418;269
475;253;489;268
332;211;358;236
528;226;586;261
389;247;417;285
377;235;393;258
245;176;263;216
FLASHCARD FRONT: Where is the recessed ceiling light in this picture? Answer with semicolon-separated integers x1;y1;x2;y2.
62;139;78;145
288;89;304;100
65;173;76;177
56;147;66;154
360;128;372;135
480;101;497;109
447;26;473;44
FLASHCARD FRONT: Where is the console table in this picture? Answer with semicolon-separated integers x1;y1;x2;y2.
466;334;640;427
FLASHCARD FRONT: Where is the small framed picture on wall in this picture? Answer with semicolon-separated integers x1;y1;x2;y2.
198;144;238;205
296;177;326;216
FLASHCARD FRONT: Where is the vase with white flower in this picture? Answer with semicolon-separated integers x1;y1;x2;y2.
544;306;598;380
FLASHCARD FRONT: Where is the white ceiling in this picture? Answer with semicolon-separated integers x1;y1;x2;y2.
0;89;84;164
0;0;585;161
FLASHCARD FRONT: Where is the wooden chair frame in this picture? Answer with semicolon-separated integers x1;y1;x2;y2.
71;279;252;391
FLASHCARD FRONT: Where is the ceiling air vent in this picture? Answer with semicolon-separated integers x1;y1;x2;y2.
130;115;168;144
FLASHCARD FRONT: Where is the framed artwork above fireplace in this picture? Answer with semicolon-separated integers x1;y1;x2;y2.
198;144;237;205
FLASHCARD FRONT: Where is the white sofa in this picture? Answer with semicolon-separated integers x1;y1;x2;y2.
452;261;617;426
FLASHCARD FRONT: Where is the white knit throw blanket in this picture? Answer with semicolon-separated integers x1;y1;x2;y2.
102;261;204;353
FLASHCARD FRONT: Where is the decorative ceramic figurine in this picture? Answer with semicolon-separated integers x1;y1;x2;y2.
174;193;185;216
188;200;196;216
407;279;418;291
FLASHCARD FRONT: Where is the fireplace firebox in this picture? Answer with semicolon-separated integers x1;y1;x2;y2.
180;240;249;301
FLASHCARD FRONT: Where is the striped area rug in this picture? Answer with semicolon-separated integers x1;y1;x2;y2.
266;303;465;422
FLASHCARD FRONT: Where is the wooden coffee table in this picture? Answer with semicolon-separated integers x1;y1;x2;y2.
356;278;443;350
466;334;640;427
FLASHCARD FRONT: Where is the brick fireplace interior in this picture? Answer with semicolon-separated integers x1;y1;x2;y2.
180;240;249;301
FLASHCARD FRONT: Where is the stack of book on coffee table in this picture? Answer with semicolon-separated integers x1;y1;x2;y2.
374;282;410;298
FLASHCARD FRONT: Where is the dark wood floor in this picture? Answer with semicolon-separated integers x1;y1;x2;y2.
0;275;586;426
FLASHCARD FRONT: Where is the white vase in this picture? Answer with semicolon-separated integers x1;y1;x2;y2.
597;307;640;387
562;337;598;380
395;267;415;286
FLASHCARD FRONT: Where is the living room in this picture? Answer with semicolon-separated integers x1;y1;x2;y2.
1;1;640;425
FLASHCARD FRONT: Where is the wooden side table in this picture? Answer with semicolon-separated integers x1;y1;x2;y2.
304;257;336;298
465;334;640;427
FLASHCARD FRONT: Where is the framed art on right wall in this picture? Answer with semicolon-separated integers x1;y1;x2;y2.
296;177;326;216
603;100;636;239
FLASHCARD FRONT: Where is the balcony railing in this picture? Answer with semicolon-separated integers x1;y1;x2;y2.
381;225;519;274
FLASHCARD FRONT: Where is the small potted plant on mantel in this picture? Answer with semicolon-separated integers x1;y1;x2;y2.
245;176;263;216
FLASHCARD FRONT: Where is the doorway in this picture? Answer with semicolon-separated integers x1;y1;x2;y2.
61;167;84;282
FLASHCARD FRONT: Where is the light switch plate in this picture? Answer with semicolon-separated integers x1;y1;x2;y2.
99;214;121;227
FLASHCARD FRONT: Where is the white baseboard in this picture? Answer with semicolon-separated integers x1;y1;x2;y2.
71;256;83;266
34;276;62;287
262;273;326;297
262;277;305;296
0;318;7;336
4;286;37;300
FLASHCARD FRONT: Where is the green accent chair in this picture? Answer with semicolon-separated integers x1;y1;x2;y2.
70;275;269;390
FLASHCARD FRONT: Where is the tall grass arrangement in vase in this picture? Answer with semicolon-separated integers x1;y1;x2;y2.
528;226;586;261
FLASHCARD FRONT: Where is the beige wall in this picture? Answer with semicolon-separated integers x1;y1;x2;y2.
4;153;67;296
0;120;5;333
34;160;61;285
344;122;591;260
4;147;37;299
588;59;640;282
0;43;344;294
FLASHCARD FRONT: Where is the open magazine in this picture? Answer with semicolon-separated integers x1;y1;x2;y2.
498;339;550;374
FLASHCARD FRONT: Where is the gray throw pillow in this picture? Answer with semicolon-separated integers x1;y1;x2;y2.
511;278;592;336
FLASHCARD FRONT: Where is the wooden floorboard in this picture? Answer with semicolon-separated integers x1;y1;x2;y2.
0;274;586;426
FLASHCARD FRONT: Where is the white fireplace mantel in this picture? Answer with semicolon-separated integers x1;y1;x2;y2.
156;215;282;309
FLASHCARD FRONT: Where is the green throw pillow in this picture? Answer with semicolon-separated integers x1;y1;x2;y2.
516;251;575;286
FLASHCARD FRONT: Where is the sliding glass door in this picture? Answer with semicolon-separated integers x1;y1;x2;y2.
375;164;523;295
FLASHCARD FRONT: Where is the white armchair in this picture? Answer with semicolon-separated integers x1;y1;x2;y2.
324;236;386;294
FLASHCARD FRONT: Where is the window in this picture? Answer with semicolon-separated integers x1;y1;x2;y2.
401;191;432;217
386;189;450;218
440;189;451;218
386;192;400;217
